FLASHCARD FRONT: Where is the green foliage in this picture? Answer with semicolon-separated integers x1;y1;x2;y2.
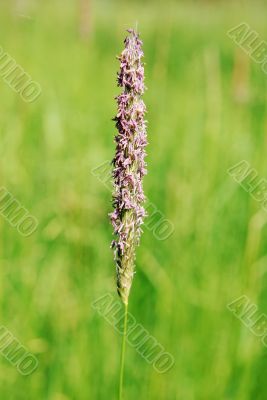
0;1;267;399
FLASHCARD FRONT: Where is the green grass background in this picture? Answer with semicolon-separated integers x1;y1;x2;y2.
1;0;267;398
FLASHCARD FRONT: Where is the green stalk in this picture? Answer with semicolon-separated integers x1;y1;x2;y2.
119;302;128;400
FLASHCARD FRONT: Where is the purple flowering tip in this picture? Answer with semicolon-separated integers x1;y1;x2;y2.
109;28;147;304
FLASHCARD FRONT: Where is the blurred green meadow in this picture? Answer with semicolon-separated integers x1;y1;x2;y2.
1;0;267;398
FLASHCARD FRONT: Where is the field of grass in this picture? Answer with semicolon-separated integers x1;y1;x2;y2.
1;0;267;399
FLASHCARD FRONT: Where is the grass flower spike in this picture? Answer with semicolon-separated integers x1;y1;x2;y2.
110;28;147;306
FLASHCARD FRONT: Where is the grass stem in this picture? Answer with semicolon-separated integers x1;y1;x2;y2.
119;302;128;400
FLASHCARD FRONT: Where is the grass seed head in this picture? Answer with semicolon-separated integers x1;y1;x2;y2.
110;29;147;305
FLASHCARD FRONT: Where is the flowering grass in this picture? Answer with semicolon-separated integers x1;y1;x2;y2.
1;1;267;399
